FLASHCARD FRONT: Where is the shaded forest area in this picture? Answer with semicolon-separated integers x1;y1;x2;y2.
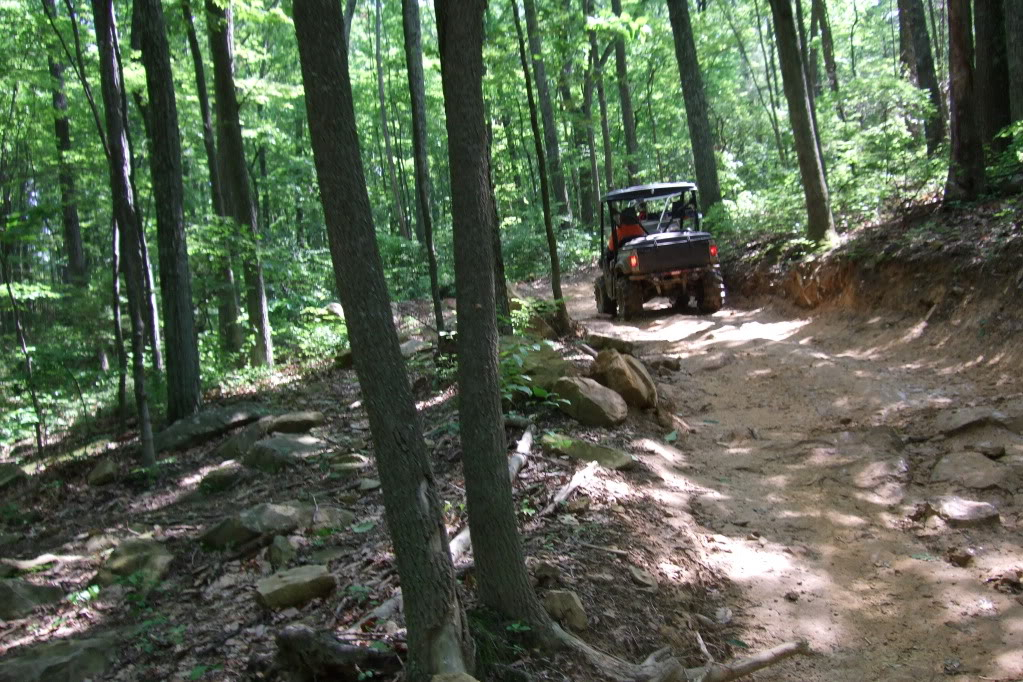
1;0;1022;680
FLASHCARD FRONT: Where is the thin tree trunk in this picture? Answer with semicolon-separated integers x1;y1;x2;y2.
138;227;163;373
401;0;444;335
206;0;273;368
944;0;985;201
611;0;639;184
343;0;357;48
1008;0;1023;124
375;0;410;239
513;0;571;332
904;0;946;154
754;0;786;131
974;0;1011;150
794;0;826;174
112;219;128;430
136;0;202;423
897;0;918;81
523;0;572;226
437;0;556;635
584;6;603;222
768;0;836;242
293;1;473;676
666;0;723;211
91;0;156;465
597;72;614;191
0;248;44;452
811;0;840;99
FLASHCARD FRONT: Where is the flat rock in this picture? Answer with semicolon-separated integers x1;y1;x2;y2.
850;457;908;489
593;350;657;408
270;411;326;434
330;453;371;473
931;451;1005;489
641;354;682;372
199;460;250;493
0;579;65;620
311;506;356;530
628;565;658;590
256;564;336;609
400;339;433;358
0;463;27;491
244;434;327;473
94;539;173;588
358;478;381;492
214;417;275;460
933;496;1000;527
583;332;634;354
201;501;315;549
933;407;1011;436
554;377;628;427
543;589;588;630
154;403;269;453
542;433;636;470
0;632;117;682
87;458;118;486
972;442;1007;459
502;337;577;392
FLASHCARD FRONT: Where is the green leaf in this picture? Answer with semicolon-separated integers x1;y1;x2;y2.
351;520;376;534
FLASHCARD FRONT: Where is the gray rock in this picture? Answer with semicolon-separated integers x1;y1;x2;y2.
541;433;636;470
268;536;296;569
931;451;1005;489
503;337;577;392
330;453;370;473
325;302;345;319
358;478;381;492
628;566;658;590
87;459;118;486
850;457;908;489
255;564;336;609
543;589;588;630
94;539;173;589
201;501;315;549
583;332;635;354
311;506;356;530
933;496;1000;527
593;350;657;408
154;403;269;453
431;675;481;682
0;579;65;620
554;377;628;427
214;417;274;461
933;407;1011;436
199;460;250;493
0;463;27;491
400;339;433;358
641;355;682;372
270;411;326;434
244;434;327;473
973;442;1006;459
0;633;116;682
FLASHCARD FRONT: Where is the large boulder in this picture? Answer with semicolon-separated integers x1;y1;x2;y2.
554;377;627;427
243;434;327;473
931;451;1006;489
0;463;27;491
593;350;657;408
270;411;326;434
542;433;637;470
216;412;326;461
201;501;315;549
93;539;173;589
502;337;577;392
0;579;64;620
256;565;336;609
154;403;269;453
0;633;117;682
543;590;588;631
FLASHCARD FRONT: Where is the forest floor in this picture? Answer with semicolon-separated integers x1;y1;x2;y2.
2;205;1022;681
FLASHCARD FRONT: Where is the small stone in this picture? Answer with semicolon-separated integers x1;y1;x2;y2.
931;451;1005;489
784;591;799;602
268;536;296;569
933;496;1000;527
543;589;588;630
628;565;657;590
566;496;591;513
358;478;381;492
946;546;976;567
0;579;65;620
973;442;1006;459
534;562;561;585
87;459;118;486
256;565;336;609
311;506;356;530
199;460;249;493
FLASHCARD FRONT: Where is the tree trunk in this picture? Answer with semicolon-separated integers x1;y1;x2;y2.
559;71;594;227
903;0;946;154
768;0;836;242
513;0;571;333
944;0;985;201
584;8;603;222
344;0;357;48
1008;0;1023;124
597;69;614;191
206;0;274;368
810;0;840;98
974;0;1011;150
112;219;128;430
666;0;723;212
794;0;826;181
136;0;202;423
375;0;410;239
523;0;572;226
437;0;555;633
401;0;444;335
897;0;918;81
91;0;156;465
293;1;473;677
611;0;640;184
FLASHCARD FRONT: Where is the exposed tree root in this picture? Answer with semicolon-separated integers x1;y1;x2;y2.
274;624;401;682
540;460;597;516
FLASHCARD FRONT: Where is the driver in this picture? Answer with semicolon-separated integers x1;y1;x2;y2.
608;206;645;251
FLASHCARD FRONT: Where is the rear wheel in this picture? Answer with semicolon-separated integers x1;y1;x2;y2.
617;275;644;321
671;291;693;313
594;276;617;315
697;269;725;314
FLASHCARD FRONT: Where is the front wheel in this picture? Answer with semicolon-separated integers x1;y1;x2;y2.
617;276;644;321
697;269;725;314
594;276;617;315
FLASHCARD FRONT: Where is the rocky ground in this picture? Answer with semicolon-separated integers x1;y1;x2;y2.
2;214;1022;681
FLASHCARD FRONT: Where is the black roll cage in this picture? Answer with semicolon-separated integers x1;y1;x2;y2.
599;182;701;253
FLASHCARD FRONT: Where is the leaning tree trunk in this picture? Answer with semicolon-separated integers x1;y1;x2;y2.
293;1;473;678
400;0;444;334
522;0;572;226
904;0;946;154
375;0;410;239
136;0;201;423
512;0;571;333
91;0;156;466
666;0;723;212
768;0;836;242
1007;0;1023;124
206;0;273;368
974;0;1011;151
944;0;985;201
611;0;640;184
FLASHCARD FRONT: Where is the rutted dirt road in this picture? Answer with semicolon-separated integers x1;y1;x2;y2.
546;272;1023;681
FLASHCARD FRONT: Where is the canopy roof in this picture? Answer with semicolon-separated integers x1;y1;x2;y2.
601;182;697;203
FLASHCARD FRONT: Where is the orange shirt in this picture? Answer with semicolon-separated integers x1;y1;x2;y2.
609;222;646;250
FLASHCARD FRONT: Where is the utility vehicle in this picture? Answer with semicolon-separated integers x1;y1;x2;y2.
594;182;724;320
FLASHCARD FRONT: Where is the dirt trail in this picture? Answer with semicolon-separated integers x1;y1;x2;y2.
548;272;1023;681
